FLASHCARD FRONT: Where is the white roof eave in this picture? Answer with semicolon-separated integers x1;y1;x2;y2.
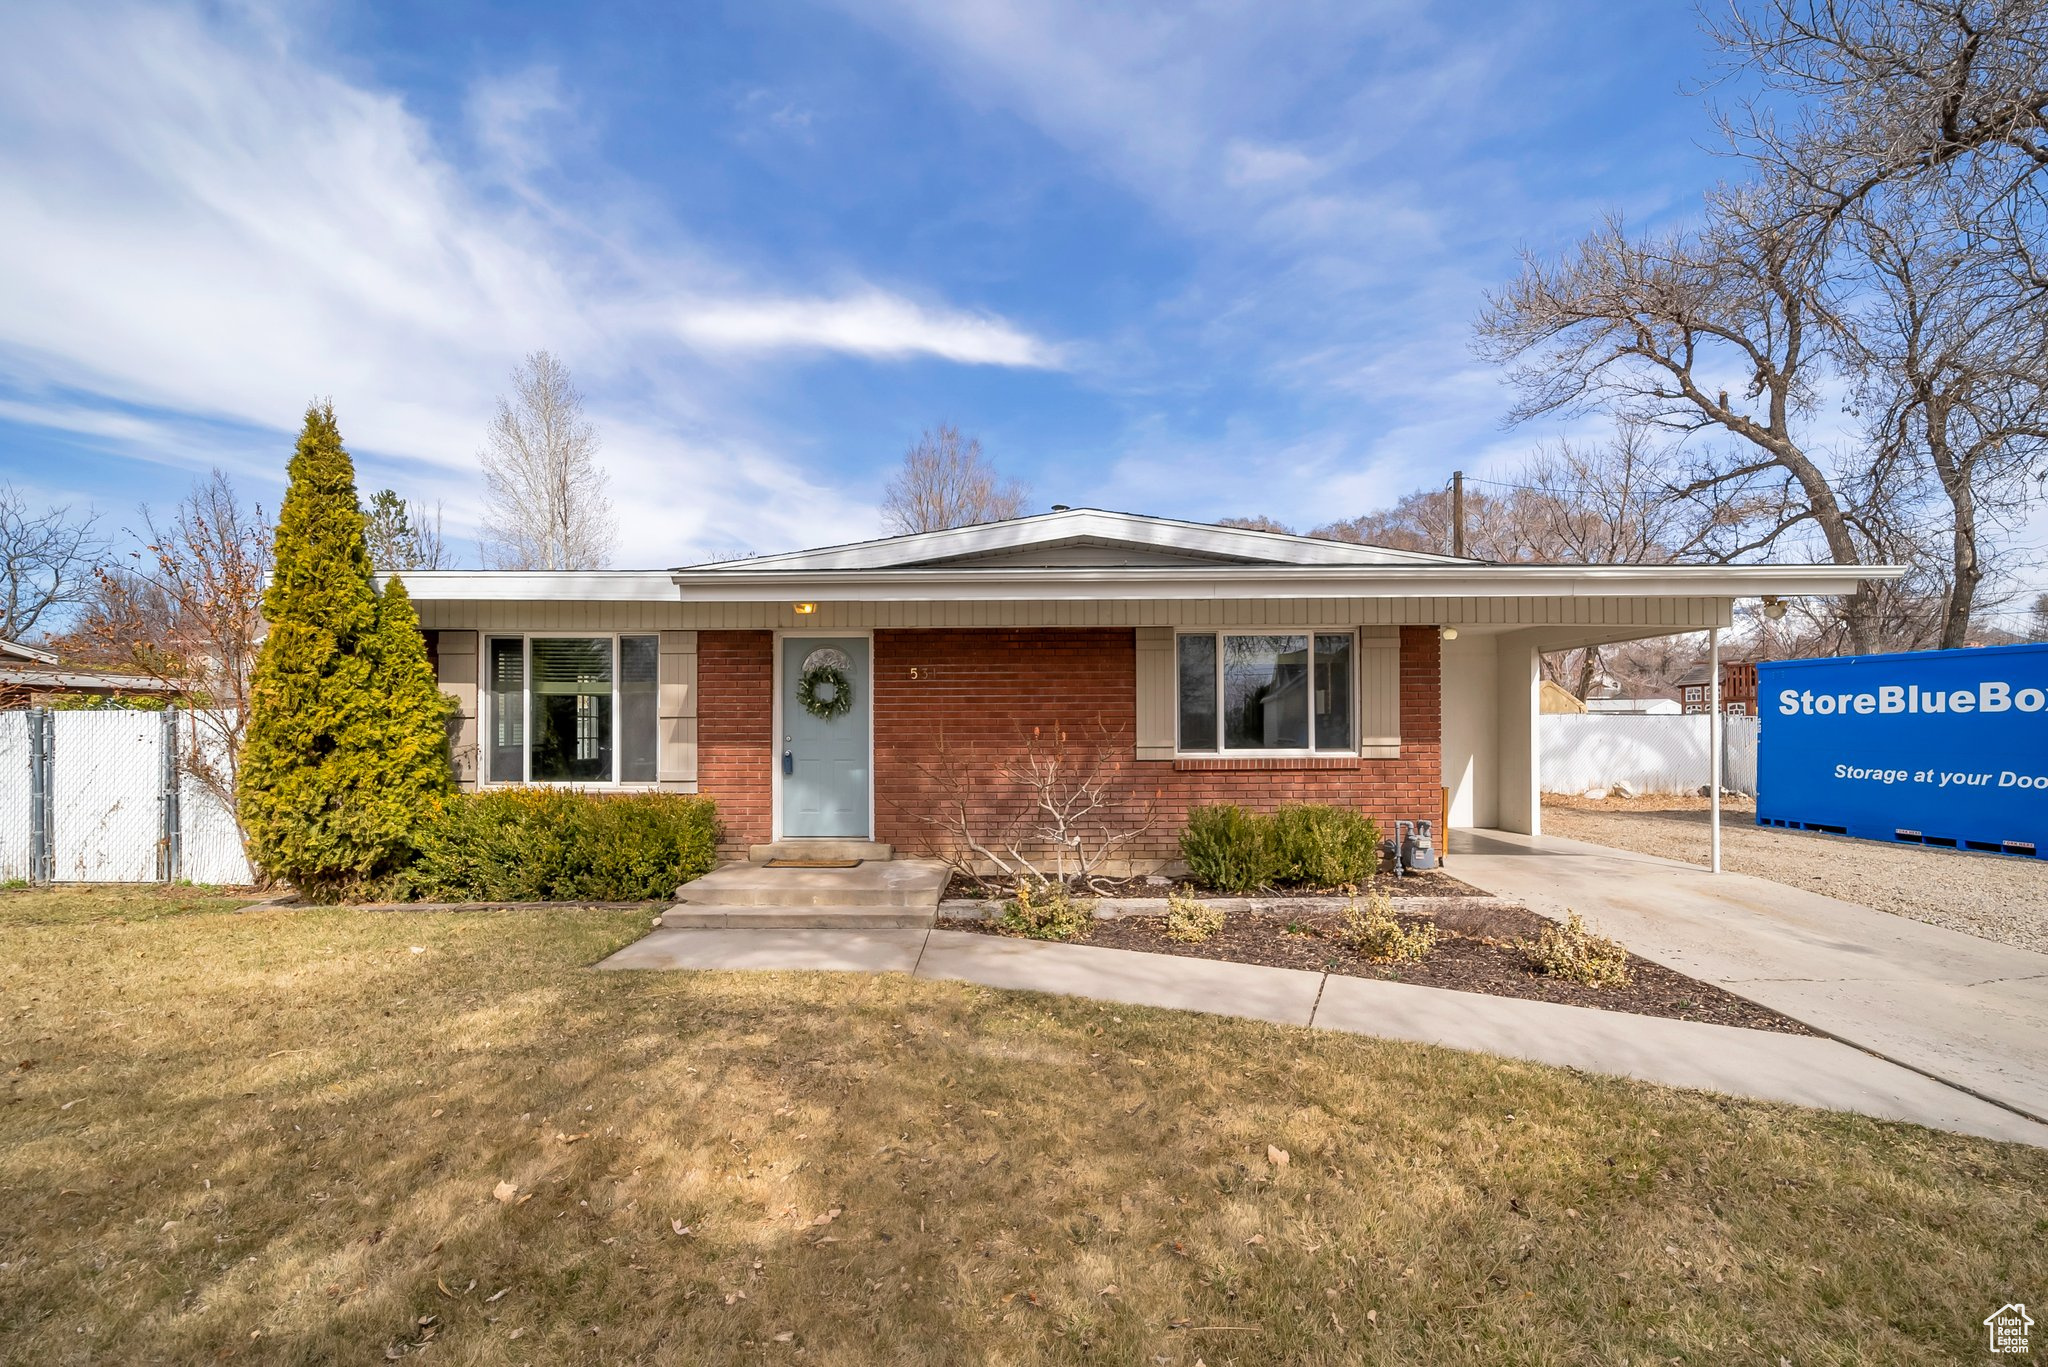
376;571;682;602
662;563;1905;603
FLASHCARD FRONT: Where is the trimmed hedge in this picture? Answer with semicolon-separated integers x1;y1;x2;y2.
398;789;721;903
1179;802;1383;892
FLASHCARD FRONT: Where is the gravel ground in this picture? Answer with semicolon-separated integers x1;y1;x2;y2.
1541;794;2048;955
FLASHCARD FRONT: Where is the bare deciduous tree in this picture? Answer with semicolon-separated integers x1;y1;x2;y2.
880;424;1027;534
0;484;105;641
64;471;271;841
900;722;1155;892
365;488;451;571
1840;203;2048;647
480;351;615;569
1216;515;1297;534
1709;0;2048;254
1473;190;1897;649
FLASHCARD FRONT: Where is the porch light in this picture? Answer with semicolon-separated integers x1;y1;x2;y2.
793;602;818;615
1761;595;1786;621
1440;626;1458;641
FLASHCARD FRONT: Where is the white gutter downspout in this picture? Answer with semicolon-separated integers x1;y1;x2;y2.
1709;626;1723;874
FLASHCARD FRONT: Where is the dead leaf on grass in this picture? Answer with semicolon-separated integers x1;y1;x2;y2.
492;1180;518;1204
1266;1145;1290;1168
672;1220;693;1236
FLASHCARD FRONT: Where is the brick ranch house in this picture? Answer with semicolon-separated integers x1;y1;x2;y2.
396;509;1890;867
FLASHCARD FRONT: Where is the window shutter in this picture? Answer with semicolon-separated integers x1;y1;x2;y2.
1358;629;1400;758
1134;626;1175;760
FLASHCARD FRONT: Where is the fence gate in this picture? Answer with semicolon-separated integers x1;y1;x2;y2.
50;709;165;881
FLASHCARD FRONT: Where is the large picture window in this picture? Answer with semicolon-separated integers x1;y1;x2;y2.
484;635;660;785
1175;631;1356;755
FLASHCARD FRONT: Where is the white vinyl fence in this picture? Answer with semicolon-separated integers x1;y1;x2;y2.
1541;713;1760;797
0;708;251;885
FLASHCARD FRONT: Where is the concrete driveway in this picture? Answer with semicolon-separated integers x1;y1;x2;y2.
1449;828;2048;1125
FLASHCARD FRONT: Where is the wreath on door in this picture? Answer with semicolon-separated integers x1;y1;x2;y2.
797;662;854;720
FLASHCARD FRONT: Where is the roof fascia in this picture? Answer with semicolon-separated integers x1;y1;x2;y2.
664;562;1905;603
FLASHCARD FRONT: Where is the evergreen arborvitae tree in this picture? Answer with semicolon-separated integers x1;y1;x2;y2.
239;403;450;896
362;572;455;843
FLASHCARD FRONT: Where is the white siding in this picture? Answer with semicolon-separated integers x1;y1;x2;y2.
415;595;1734;633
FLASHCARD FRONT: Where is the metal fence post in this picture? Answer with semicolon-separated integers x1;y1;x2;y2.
159;707;183;883
27;707;54;884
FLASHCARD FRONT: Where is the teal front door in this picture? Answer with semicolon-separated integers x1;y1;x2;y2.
779;636;871;838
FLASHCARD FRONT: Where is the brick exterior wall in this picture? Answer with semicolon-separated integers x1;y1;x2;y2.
696;630;774;852
693;625;1444;868
871;626;1442;870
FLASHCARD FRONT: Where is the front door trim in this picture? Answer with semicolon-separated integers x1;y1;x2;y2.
770;628;875;842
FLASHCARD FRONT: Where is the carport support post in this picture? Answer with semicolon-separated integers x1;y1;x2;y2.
1709;627;1722;874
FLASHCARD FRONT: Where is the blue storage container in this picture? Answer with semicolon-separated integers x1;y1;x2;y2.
1756;642;2048;858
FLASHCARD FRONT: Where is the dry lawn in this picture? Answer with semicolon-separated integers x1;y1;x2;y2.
3;886;2045;1365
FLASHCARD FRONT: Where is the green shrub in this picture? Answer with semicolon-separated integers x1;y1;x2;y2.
1525;911;1631;987
1268;804;1382;888
1337;889;1437;963
996;880;1094;941
398;789;721;903
1179;804;1277;892
1163;885;1225;943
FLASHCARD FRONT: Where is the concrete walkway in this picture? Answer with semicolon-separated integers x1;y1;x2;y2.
597;926;2048;1147
1447;828;2048;1126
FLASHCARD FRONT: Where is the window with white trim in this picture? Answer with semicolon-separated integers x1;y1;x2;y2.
483;635;659;784
1175;631;1357;755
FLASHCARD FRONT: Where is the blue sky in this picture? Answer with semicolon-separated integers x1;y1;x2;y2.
0;1;1750;566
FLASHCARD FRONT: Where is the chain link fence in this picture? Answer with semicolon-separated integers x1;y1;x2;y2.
0;708;252;885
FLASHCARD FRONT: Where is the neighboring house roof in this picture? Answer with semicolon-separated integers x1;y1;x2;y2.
391;508;1905;604
0;665;178;693
0;637;61;665
0;638;178;694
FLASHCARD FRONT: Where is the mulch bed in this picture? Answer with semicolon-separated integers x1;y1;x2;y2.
942;867;1488;901
951;899;1814;1035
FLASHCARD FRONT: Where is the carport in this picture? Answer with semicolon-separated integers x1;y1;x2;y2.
1436;561;1898;871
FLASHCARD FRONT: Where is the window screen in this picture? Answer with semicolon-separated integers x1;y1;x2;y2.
1313;633;1354;751
1176;633;1218;752
1223;634;1310;750
529;638;613;782
486;637;524;783
619;635;659;784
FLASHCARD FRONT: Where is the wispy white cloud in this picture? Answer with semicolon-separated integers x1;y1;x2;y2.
666;291;1059;366
0;2;1058;563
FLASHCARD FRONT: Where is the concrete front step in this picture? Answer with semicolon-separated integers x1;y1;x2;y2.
747;839;894;864
659;905;936;930
673;858;949;910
